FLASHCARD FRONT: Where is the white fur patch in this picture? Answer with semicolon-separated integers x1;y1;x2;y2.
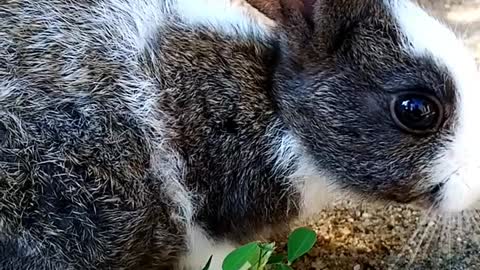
107;0;275;52
386;0;480;212
178;226;236;270
174;0;276;37
106;0;167;51
290;153;337;218
273;132;338;218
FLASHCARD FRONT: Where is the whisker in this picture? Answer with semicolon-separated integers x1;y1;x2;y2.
421;215;439;259
388;206;434;269
440;166;465;189
434;215;447;269
454;214;461;256
472;210;480;244
470;211;477;232
448;213;453;262
406;215;436;268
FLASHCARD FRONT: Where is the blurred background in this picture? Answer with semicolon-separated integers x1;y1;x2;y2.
277;1;480;269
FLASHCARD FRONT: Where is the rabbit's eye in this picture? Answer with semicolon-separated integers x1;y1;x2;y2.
390;92;443;134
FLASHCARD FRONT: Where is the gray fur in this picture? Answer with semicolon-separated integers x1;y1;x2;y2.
0;0;464;269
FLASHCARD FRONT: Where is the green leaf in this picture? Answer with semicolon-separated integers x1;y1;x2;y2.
202;255;213;270
287;227;317;264
270;264;294;270
222;242;261;270
256;243;276;269
267;254;286;265
259;243;275;252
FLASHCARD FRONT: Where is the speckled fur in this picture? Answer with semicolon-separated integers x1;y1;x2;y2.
0;1;188;269
0;0;478;269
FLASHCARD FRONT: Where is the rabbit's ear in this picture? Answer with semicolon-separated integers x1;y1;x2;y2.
246;0;308;24
288;0;387;54
309;0;371;52
298;0;316;27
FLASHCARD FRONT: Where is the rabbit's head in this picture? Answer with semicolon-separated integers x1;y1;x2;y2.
273;0;480;212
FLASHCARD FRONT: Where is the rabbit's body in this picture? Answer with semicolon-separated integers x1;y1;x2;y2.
1;0;479;269
0;1;303;269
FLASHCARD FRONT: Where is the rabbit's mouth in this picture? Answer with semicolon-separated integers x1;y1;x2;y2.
421;183;445;210
393;183;446;209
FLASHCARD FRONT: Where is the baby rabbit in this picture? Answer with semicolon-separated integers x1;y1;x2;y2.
0;0;479;269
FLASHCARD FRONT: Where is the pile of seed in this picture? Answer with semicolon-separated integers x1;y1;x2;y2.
281;202;480;269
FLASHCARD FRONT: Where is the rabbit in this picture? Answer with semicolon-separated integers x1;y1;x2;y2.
0;0;479;269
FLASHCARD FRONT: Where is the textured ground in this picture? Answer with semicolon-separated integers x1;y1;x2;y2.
275;1;480;269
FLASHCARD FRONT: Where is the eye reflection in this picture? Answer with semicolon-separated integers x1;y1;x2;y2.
391;92;443;134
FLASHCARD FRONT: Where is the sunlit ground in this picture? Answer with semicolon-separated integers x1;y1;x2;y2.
284;204;480;269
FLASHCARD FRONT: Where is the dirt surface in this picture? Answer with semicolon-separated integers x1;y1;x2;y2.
275;1;480;269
